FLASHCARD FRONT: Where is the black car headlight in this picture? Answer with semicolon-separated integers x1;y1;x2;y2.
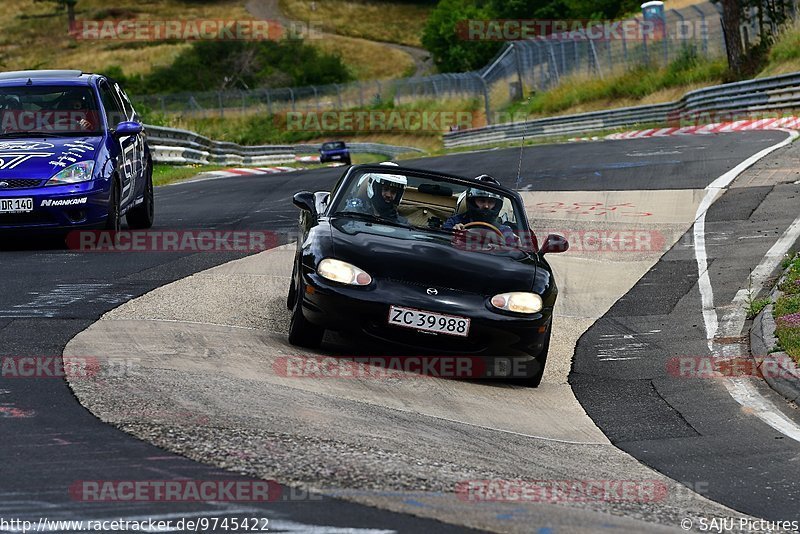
490;292;543;314
318;258;372;286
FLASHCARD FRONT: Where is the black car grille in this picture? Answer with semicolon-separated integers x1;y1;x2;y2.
0;212;56;226
0;179;44;189
384;277;468;295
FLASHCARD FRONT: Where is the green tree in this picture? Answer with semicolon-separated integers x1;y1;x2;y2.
116;39;352;95
711;0;793;75
421;0;503;72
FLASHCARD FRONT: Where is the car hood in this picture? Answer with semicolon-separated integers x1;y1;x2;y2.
0;137;102;179
328;218;537;294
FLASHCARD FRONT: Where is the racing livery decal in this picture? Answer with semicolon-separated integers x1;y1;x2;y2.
41;197;88;207
0;141;56;170
49;139;95;169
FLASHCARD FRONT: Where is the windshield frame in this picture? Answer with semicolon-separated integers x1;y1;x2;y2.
327;165;530;235
0;82;105;137
321;141;346;151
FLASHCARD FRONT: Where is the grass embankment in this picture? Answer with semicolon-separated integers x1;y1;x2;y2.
759;19;800;77
278;0;433;79
0;0;247;75
508;48;728;118
0;0;423;82
153;153;397;187
153;165;226;187
507;15;800;120
774;253;800;363
145;97;482;153
279;0;431;48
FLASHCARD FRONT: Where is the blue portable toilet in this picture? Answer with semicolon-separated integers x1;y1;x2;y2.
641;1;666;40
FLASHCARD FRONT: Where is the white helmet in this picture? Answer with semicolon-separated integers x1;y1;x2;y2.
364;166;407;216
366;172;407;202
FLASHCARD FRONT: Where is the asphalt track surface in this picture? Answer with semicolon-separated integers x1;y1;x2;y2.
571;136;800;521
0;130;797;531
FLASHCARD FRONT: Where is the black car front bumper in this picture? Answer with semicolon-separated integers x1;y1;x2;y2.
299;272;552;379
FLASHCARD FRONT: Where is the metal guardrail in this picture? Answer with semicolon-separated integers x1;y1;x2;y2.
293;143;424;158
145;125;423;165
443;71;800;148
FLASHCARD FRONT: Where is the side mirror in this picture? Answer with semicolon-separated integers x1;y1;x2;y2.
293;191;316;214
539;234;569;255
113;121;143;138
314;191;330;215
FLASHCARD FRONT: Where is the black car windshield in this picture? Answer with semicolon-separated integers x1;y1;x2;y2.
0;85;103;136
330;168;528;248
322;141;346;150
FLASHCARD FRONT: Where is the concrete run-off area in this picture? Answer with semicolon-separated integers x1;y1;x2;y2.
65;185;748;532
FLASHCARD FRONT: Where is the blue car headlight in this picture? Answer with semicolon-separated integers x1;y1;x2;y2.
46;161;95;186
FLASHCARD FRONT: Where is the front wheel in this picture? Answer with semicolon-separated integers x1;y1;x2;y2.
288;276;324;349
104;177;121;231
126;159;154;229
517;329;550;388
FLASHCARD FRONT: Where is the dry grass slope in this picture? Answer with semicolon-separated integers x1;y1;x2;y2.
279;0;430;47
0;0;250;75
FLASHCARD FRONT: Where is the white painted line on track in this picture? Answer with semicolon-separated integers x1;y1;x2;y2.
692;129;800;443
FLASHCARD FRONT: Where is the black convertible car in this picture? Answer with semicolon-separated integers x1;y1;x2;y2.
287;164;567;386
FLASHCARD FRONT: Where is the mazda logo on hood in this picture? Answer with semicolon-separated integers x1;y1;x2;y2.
427;288;438;295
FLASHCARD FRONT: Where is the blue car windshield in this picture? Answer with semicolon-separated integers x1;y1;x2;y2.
322;142;346;150
0;86;103;136
331;168;525;236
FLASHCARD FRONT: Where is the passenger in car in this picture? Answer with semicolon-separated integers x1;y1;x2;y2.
345;161;408;224
344;170;409;224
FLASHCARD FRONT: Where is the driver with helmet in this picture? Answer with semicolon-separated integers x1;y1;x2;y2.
344;162;409;224
443;175;518;244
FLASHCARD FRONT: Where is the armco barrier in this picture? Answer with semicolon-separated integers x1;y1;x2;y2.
145;125;423;164
145;125;295;165
443;71;800;148
293;143;424;158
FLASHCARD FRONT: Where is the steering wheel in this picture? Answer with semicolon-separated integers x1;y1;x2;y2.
462;221;504;239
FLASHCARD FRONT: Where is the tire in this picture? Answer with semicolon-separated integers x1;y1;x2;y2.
517;329;551;388
288;275;324;349
104;177;121;231
344;158;352;165
126;158;154;229
286;263;298;310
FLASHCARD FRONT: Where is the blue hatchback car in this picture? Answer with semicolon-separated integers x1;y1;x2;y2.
0;70;153;233
319;141;351;165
